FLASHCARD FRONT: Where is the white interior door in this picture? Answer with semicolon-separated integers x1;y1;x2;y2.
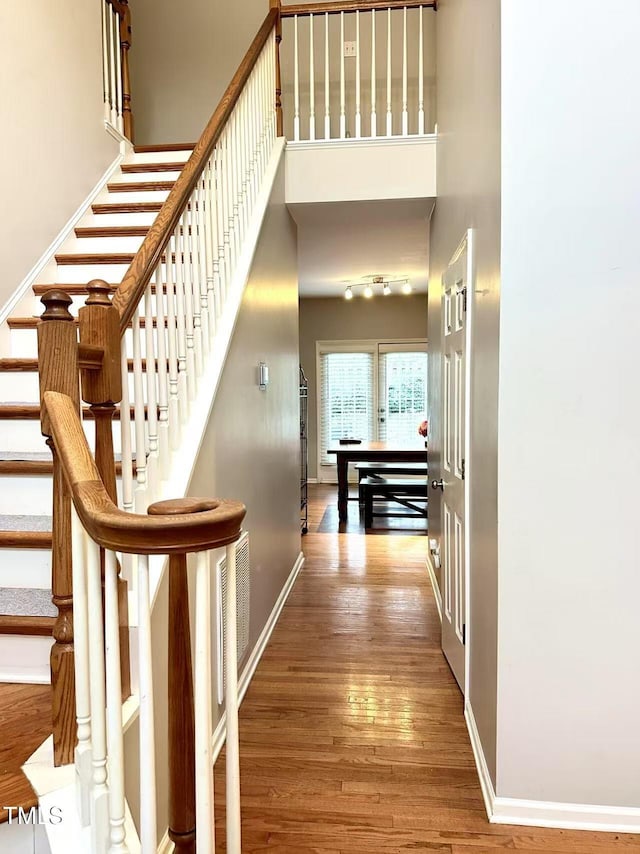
437;236;471;691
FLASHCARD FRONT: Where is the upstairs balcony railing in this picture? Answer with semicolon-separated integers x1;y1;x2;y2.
281;0;437;142
101;0;134;140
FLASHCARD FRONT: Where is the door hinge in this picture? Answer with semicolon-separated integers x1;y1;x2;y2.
458;286;467;312
462;623;466;645
461;458;465;480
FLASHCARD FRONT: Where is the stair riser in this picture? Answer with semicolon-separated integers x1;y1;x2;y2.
0;475;124;515
98;190;171;205
109;170;181;184
0;420;123;454
84;211;159;228
127;150;192;165
12;327;163;358
0;370;144;402
51;262;131;284
0;549;51;589
60;235;147;254
0;635;53;684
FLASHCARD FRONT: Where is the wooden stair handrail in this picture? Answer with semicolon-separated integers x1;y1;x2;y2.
281;0;436;16
44;391;246;554
112;8;279;333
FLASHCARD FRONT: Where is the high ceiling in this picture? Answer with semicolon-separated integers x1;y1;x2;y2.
287;199;434;298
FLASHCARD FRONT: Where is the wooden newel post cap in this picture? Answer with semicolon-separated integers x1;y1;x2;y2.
40;290;74;322
148;497;227;517
146;497;247;552
86;279;113;306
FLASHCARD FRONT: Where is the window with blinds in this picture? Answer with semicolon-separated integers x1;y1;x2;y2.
319;351;375;465
378;349;428;444
317;340;428;474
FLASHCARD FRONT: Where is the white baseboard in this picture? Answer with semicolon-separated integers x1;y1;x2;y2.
464;700;640;834
211;550;305;762
157;830;173;854
0;149;126;326
425;551;442;622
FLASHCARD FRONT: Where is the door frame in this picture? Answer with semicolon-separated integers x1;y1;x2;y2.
441;228;474;700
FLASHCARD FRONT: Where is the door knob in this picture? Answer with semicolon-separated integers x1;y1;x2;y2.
431;479;444;491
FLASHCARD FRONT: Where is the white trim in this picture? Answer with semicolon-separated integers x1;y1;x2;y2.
104;119;133;153
286;133;437;152
0;148;126;326
465;700;640;834
491;797;640;835
425;551;442;622
464;700;495;821
157;830;174;854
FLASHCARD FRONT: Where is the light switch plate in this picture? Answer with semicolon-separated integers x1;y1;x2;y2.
343;41;357;57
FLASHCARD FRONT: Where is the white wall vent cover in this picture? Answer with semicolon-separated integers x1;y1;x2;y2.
216;530;251;704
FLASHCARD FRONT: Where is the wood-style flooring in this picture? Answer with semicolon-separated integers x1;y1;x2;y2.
214;484;640;852
0;682;51;823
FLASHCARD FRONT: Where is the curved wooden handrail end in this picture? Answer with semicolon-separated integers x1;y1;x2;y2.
113;7;278;333
44;391;246;555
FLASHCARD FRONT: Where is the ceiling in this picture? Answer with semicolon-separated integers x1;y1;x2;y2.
287;199;434;298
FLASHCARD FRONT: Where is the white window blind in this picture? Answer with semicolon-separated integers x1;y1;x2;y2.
319;351;375;465
378;350;428;443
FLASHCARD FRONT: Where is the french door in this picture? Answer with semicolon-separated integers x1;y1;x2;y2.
318;340;428;480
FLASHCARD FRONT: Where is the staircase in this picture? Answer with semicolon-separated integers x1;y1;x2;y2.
0;144;193;683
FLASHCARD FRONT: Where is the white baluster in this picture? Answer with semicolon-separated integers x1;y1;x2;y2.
187;191;204;375
371;10;377;138
131;308;148;512
119;347;134;514
418;5;425;134
225;541;242;852
71;509;91;826
216;140;228;309
231;109;242;261
309;14;316;140
104;550;128;854
195;550;215;854
101;2;111;124
293;15;300;141
402;6;408;136
324;13;330;139
355;11;361;138
114;9;124;133
197;172;211;348
340;12;346;138
109;8;118;129
86;536;109;854
222;129;234;286
205;159;219;332
178;214;197;401
137;554;157;853
153;265;170;478
165;234;182;446
386;7;392;136
144;280;159;498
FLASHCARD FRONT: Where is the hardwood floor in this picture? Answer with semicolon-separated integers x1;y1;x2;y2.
214;484;640;852
0;682;51;823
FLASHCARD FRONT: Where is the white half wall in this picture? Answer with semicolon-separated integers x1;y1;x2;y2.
497;0;640;811
0;2;118;310
285;137;436;204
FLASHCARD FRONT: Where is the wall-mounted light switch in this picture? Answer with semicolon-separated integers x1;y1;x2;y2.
343;41;357;58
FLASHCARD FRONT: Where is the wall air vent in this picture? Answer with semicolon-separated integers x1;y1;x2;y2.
216;531;251;705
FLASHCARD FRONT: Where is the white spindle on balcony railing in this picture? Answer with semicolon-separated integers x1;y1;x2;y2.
282;1;436;142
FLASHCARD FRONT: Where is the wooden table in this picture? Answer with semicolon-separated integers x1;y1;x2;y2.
327;441;428;522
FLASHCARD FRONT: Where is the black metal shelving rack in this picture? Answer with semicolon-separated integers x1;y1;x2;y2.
299;365;308;534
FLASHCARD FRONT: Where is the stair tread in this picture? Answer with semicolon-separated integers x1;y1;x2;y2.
121;162;185;173
0;457;131;475
0;403;153;419
133;142;195;153
92;201;163;214
0;614;56;635
107;180;175;192
8;315;165;329
0;357;165;371
0;588;56;618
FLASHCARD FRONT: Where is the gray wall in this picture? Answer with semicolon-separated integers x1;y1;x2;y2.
0;2;118;310
427;0;501;785
124;160;300;840
299;294;428;479
497;1;640;807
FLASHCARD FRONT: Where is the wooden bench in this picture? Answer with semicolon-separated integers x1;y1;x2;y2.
361;477;428;529
355;461;428;505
